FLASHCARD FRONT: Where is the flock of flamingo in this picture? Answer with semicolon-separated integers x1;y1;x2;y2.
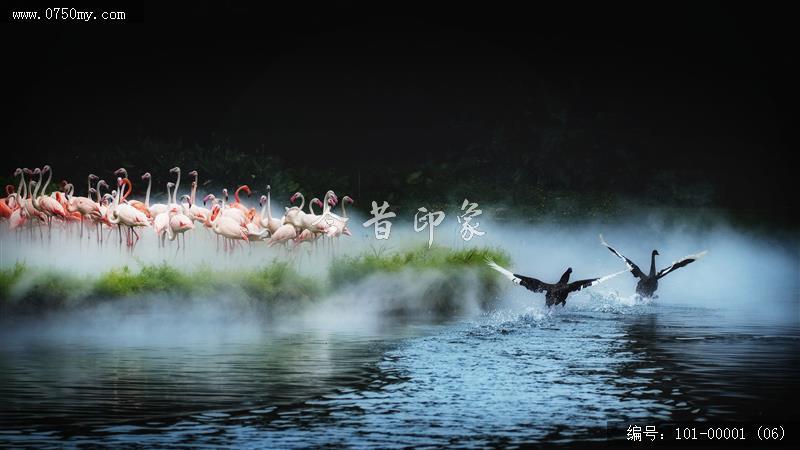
0;166;354;251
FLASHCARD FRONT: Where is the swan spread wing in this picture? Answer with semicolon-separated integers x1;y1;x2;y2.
657;251;708;279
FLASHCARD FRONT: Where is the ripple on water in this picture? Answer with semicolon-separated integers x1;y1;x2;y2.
1;303;798;448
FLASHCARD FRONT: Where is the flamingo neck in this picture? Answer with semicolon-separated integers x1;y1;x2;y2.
309;199;318;215
16;172;25;199
322;192;333;216
95;180;103;203
122;178;132;200
267;190;273;221
295;193;305;211
173;170;180;204
32;172;43;206
41;169;52;197
190;179;197;205
144;177;152;207
19;176;27;202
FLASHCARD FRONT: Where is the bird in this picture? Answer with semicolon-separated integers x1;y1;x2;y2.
486;258;625;307
208;205;249;250
599;234;707;297
259;185;283;235
167;199;195;248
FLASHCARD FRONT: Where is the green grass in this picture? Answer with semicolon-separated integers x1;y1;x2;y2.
329;245;510;287
329;245;511;314
0;246;509;317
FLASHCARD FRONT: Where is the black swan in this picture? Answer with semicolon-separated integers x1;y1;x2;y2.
599;235;707;297
486;258;625;307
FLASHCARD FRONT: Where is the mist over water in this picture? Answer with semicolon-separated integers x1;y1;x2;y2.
1;205;798;447
2;202;798;334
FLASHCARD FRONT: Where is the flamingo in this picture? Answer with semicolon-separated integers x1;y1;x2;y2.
114;168;150;218
153;182;177;246
285;191;330;234
59;183;86;223
147;178;170;217
209;204;249;250
108;177;150;247
168;195;195;248
268;221;297;248
67;186;101;239
32;166;68;232
168;167;182;212
91;180;113;241
6;171;27;230
313;190;349;238
87;174;98;197
188;170;199;205
294;197;325;245
182;182;210;224
260;185;283;234
0;185;14;219
230;185;251;212
8;186;27;230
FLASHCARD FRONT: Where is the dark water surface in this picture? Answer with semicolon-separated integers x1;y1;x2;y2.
1;299;798;448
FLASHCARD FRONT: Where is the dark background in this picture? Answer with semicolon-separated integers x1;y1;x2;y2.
1;2;794;221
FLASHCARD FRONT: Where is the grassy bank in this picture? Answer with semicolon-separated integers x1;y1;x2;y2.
0;246;510;318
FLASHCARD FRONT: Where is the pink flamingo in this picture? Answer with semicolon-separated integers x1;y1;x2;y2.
209;205;249;251
32;166;68;234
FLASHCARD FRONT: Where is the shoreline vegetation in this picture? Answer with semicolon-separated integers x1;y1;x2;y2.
0;246;510;319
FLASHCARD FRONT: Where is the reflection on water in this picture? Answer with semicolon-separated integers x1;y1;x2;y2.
1;300;798;448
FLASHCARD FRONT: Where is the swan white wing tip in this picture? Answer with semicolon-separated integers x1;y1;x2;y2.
485;258;521;285
591;269;628;286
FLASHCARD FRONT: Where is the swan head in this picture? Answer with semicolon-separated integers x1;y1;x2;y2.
566;267;573;274
652;250;660;256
